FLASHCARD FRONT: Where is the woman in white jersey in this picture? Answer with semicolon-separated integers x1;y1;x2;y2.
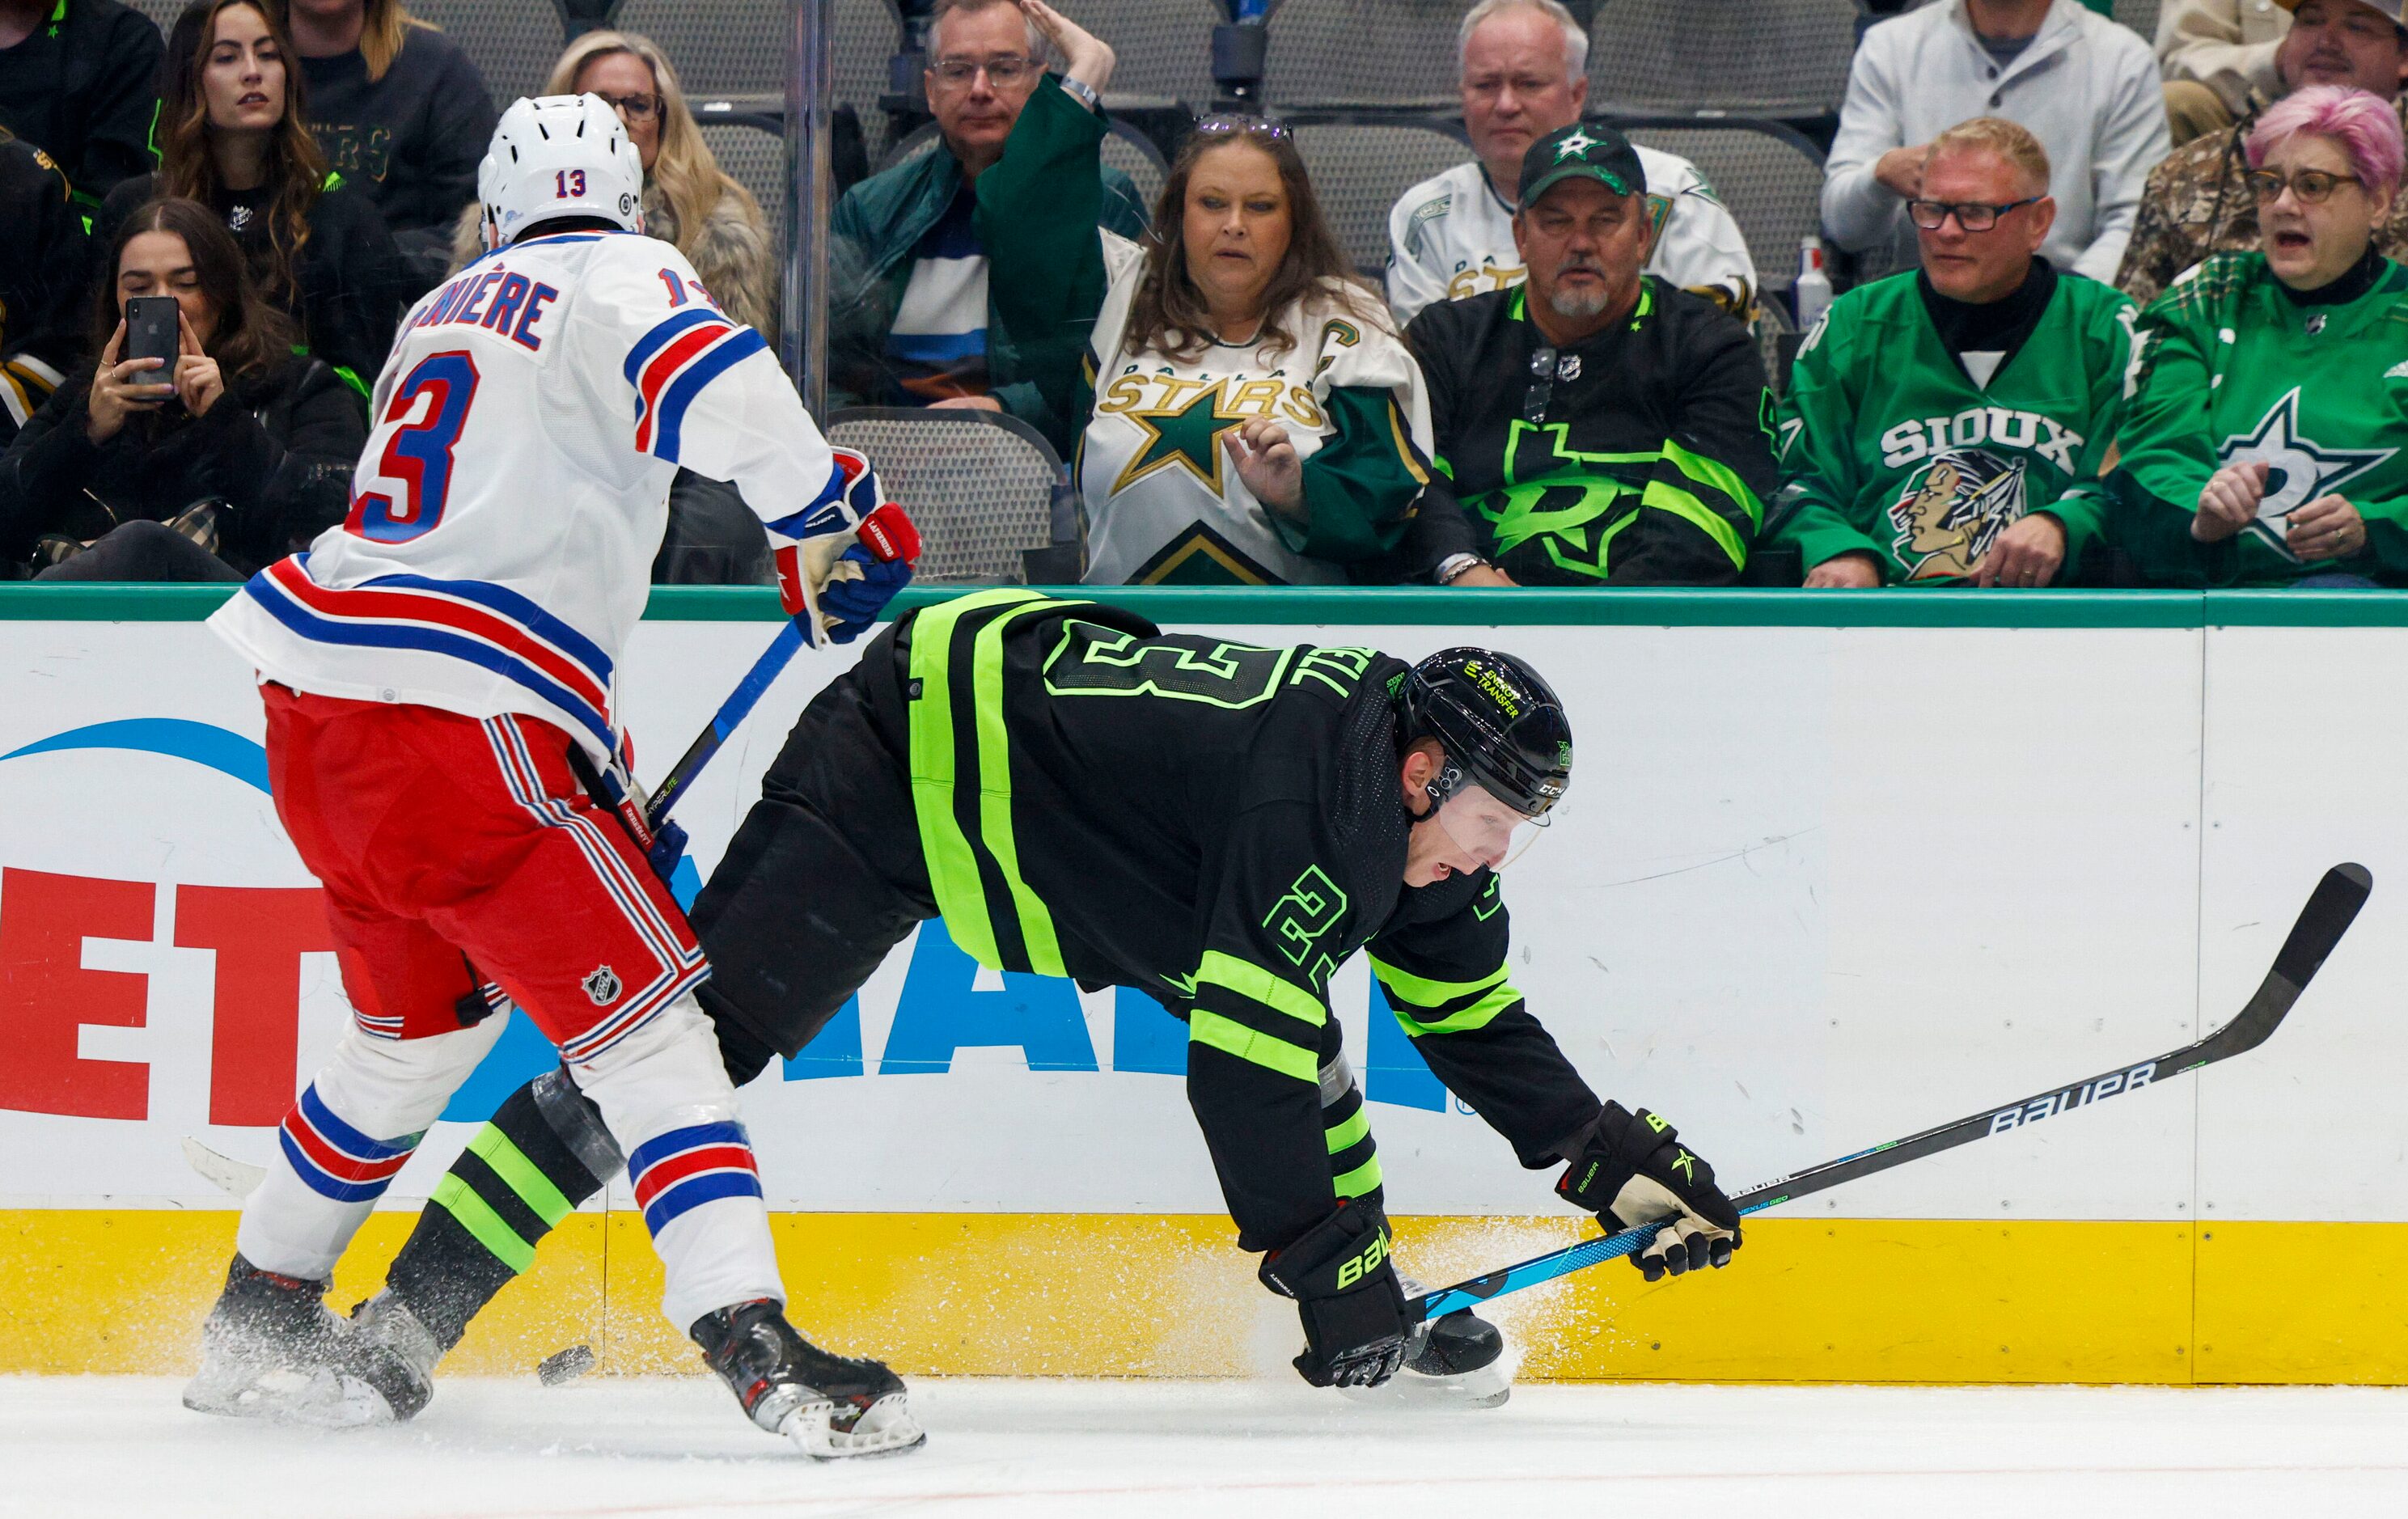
1073;118;1500;586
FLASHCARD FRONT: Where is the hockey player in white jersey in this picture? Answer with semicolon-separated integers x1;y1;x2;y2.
185;94;926;1458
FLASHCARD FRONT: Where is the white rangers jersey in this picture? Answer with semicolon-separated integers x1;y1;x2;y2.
210;228;844;763
1386;150;1760;326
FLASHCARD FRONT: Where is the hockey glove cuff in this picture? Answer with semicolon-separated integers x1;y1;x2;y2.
1259;1201;1410;1390
1556;1102;1743;1283
766;449;920;643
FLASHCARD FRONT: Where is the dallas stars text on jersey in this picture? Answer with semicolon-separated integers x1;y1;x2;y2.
1077;244;1440;587
2112;251;2408;586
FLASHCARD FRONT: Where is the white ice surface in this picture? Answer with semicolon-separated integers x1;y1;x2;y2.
4;1376;2406;1519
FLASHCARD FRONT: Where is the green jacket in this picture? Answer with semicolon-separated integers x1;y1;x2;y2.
2111;252;2408;586
1768;268;2136;584
828;79;1150;454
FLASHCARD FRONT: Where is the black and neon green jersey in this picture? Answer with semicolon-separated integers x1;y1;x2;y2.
901;590;1602;1251
1405;279;1775;585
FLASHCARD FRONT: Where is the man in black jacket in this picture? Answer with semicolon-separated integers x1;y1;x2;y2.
0;129;91;447
0;0;163;210
1407;125;1776;585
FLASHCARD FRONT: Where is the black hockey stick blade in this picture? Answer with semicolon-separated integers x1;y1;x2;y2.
1409;863;2371;1322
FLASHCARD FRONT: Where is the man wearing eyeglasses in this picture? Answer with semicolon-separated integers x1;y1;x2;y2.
1824;0;2169;283
2119;0;2408;307
827;0;1148;455
1768;117;2139;590
1404;125;1776;585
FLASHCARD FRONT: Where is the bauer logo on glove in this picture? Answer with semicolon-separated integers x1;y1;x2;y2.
1556;1102;1744;1282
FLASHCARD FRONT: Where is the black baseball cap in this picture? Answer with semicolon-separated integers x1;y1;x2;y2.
1519;123;1648;206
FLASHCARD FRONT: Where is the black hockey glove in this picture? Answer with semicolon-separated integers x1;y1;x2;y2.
1259;1201;1411;1390
1556;1102;1742;1283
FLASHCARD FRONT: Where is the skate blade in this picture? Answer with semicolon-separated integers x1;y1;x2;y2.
182;1365;397;1428
777;1392;927;1460
1338;1356;1514;1410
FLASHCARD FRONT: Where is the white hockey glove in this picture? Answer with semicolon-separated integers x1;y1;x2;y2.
766;447;920;645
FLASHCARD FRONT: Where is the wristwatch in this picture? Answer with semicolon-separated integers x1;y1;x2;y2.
1058;74;1102;112
1435;553;1490;585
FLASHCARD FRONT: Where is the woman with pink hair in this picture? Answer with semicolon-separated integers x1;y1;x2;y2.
2111;84;2408;586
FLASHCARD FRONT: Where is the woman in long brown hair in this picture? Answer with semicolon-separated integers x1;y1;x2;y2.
1073;118;1494;586
99;0;400;391
0;197;366;580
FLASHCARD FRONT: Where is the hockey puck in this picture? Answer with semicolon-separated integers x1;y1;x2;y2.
537;1343;597;1386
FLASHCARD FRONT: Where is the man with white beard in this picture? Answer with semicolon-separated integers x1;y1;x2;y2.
1403;124;1776;586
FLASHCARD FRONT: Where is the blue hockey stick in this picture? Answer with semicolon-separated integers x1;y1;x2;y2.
1410;862;2370;1323
643;617;807;833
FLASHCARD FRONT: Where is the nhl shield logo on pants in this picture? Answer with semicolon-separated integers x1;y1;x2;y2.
582;965;623;1006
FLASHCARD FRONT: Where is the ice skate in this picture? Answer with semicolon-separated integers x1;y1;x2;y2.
1340;1299;1514;1410
692;1300;925;1459
181;1257;425;1428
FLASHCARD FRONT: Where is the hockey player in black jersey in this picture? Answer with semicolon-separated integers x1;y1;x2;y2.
316;590;1746;1420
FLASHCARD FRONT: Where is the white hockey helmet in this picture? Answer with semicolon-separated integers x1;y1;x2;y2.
477;93;645;250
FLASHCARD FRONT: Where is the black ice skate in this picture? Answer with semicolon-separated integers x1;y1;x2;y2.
1340;1295;1515;1409
181;1256;427;1428
692;1300;925;1459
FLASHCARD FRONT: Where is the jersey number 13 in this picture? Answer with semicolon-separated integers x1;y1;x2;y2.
347;350;481;544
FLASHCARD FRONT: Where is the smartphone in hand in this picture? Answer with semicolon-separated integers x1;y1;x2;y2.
124;296;182;403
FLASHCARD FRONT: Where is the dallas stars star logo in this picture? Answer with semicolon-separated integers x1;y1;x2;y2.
2217;387;2394;561
1111;379;1249;497
1553;129;1598;162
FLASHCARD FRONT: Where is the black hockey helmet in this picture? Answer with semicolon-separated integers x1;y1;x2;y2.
1397;648;1572;819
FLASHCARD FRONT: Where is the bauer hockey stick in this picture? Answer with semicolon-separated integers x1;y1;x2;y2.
1409;861;2373;1324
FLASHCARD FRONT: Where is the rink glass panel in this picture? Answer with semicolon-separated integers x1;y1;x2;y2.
2;586;2405;1383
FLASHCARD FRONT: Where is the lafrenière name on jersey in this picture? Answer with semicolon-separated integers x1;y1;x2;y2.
1878;406;2084;472
409;264;561;352
1097;370;1330;430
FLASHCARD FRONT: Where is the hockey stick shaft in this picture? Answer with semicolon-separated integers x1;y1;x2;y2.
1409;861;2372;1322
644;618;807;833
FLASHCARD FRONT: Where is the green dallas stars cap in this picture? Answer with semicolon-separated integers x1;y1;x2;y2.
1518;123;1648;207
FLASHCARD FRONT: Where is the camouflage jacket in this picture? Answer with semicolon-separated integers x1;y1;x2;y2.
2116;94;2408;307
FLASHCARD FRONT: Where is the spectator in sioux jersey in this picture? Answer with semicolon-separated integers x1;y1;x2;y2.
827;0;1148;455
0;197;365;580
0;0;164;209
100;0;403;398
267;0;495;297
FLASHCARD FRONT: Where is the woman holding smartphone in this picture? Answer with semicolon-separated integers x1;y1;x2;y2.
0;197;366;580
100;0;402;395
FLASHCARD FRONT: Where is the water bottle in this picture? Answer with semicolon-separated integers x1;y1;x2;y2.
1794;237;1834;331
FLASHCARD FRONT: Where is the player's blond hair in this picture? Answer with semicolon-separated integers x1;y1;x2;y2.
546;31;765;264
1926;117;2053;197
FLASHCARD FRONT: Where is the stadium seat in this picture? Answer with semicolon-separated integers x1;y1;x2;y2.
698;121;788;245
1288;117;1475;277
1589;0;1860;121
1610;117;1827;304
126;0;190;37
877;117;1170;212
611;0;899;154
1063;0;1219;108
408;0;571;112
2112;0;2164;40
827;408;1069;583
1263;0;1464;110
